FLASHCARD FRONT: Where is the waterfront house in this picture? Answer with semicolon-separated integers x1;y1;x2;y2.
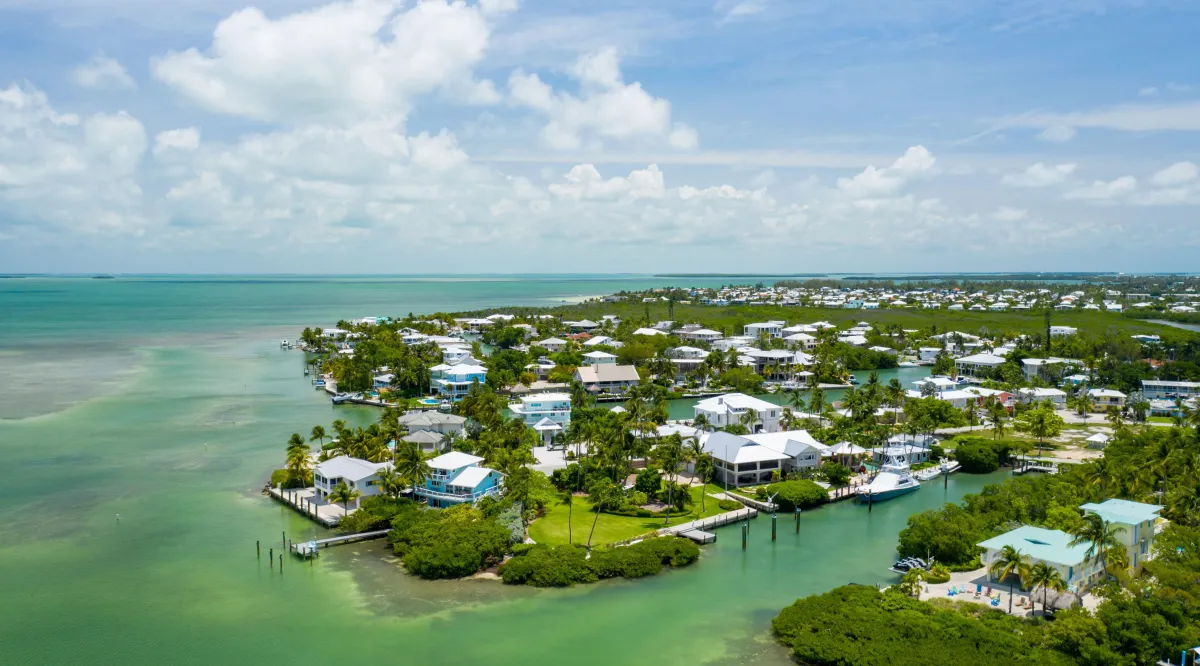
575;364;640;395
509;392;571;444
1086;388;1126;411
979;526;1102;593
1079;499;1163;570
313;456;390;510
415;452;503;508
373;373;394;389
744;430;828;470
432;363;487;402
701;431;790;487
918;347;943;362
693;393;781;433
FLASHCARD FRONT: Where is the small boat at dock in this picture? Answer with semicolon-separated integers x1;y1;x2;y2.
915;459;961;481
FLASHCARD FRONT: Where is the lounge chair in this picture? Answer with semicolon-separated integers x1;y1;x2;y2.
991;598;1000;607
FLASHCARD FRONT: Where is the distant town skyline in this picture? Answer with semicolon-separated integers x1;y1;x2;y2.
1;0;1198;273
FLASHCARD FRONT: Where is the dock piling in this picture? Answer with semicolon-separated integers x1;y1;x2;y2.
282;531;286;549
269;548;274;568
771;514;776;541
741;522;747;550
256;540;260;559
279;554;283;573
795;508;801;535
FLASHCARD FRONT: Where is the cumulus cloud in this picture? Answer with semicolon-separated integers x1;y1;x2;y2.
1064;176;1137;201
153;0;509;123
992;206;1028;222
153;127;201;155
73;55;136;90
1001;162;1077;187
508;47;698;150
1150;161;1198;187
835;145;934;199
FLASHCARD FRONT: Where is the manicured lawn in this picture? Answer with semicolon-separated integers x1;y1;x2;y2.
1148;416;1174;424
527;485;733;547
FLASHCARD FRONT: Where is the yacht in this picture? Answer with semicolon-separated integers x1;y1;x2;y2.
915;459;961;482
857;454;920;502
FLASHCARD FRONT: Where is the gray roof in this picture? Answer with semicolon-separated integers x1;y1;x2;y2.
398;411;467;427
402;429;443;445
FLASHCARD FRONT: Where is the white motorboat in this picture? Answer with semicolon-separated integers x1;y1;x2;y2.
898;361;919;367
857;454;920;502
915;459;961;481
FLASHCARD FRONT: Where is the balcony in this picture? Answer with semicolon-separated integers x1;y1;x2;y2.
414;485;501;503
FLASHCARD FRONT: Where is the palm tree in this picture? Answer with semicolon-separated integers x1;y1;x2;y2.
559;490;574;544
1083;457;1115;501
988;545;1031;613
310;425;327;447
1027;561;1067;615
393;441;432;492
373;467;403;499
693;453;713;513
586;478;621;549
286;440;312;485
987;400;1007;441
1069;513;1126;581
328;480;360;517
739;407;760;433
692;413;711;433
654;434;686;525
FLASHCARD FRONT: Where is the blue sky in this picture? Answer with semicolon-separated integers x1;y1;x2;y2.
1;0;1198;273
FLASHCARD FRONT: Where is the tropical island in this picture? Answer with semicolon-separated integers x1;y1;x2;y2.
266;276;1200;662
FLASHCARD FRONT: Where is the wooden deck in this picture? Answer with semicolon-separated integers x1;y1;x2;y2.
661;507;757;543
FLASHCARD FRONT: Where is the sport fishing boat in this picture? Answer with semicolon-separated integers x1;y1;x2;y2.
857;454;920;503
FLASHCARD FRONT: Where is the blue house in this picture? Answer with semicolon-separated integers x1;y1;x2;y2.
431;363;487;402
413;451;503;508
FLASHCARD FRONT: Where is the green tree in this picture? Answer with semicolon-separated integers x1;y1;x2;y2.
393;441;432;490
1027;561;1067;615
1014;403;1065;455
328;480;361;516
988;544;1031;614
310;425;327;446
1069;513;1126;581
586;478;621;549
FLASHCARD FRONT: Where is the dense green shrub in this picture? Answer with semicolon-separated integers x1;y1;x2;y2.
500;536;699;587
954;440;1000;473
339;496;412;533
772;585;1075;666
388;504;512;579
766;479;828;511
717;499;741;511
634;469;662;500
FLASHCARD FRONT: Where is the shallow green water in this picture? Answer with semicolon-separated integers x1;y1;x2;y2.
0;276;1005;665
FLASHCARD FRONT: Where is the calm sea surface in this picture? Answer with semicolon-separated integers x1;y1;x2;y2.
0;275;1000;665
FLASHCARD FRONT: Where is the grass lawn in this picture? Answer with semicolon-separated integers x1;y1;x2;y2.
527;485;733;547
1148;416;1174;424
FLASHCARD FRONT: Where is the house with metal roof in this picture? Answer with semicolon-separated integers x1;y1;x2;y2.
1079;499;1163;570
693;393;781;433
414;452;503;508
978;526;1102;593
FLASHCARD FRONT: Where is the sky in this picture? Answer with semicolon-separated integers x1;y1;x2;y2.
0;0;1198;274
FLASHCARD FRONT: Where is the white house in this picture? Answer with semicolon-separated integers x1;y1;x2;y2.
784;332;818;350
744;430;828;470
537;337;569;352
508;392;571;445
581;350;617;365
693;393;781;433
744;322;785;339
432;363;487;402
632;327;667;337
1087;388;1127;411
398;411;467;435
1050;326;1078;337
1141;380;1200;400
953;353;1007;379
918;347;943;362
1016;387;1067;409
313;456;390;510
679;328;723;343
669;346;707;359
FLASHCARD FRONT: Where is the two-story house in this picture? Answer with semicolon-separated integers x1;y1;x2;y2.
508;392;572;445
432;363;487;402
574;364;640;395
313;456;390;511
414;452;503;508
1079;499;1163;570
693;393;781;433
1086;388;1127;411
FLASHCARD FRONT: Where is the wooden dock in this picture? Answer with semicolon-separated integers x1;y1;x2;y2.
662;507;758;543
1013;462;1058;475
291;530;390;558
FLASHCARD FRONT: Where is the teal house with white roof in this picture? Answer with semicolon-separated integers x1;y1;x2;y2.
1079;498;1163;571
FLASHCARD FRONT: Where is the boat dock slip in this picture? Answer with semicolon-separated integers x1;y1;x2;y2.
269;486;342;527
661;507;758;542
291;530;390;558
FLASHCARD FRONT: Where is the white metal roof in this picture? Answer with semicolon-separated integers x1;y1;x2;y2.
428;451;483;470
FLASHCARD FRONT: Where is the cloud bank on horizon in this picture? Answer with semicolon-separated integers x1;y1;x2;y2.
0;0;1198;273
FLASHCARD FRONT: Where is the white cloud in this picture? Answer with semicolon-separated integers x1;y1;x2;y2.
1150;161;1198;187
73;55;137;90
548;164;665;200
153;127;201;155
1001;162;1077;187
835;145;934;199
508;47;698;150
1138;86;1159;97
1038;125;1076;143
716;0;769;22
153;0;510;123
1064;176;1137;201
992;206;1027;222
1002;101;1200;135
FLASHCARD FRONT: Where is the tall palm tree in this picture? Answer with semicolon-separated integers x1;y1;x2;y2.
310;425;327;447
693;453;713;513
739;407;760;433
692;413;711;433
586;478;621;549
393;441;432;492
987;400;1007;441
1027;561;1067;615
1083;457;1115;501
328;480;360;517
989;545;1031;614
373;467;403;499
1069;513;1126;581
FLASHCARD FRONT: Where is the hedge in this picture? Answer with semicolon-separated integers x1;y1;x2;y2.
766;479;828;512
500;536;700;587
